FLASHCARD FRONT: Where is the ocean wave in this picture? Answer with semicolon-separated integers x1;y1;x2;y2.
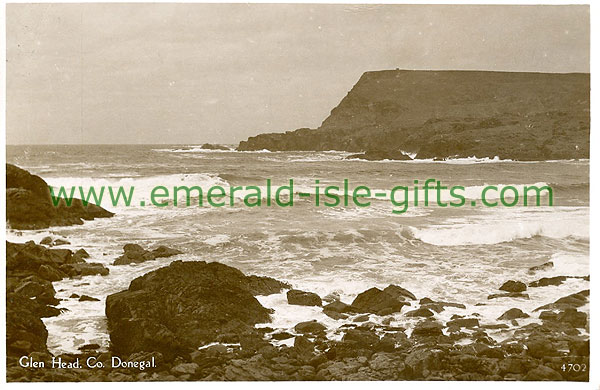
409;208;588;246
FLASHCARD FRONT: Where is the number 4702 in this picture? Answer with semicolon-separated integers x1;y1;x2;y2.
561;363;587;372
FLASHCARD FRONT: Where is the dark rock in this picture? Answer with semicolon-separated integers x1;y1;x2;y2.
488;292;530;300
40;236;53;245
498;308;529;321
74;248;90;259
270;332;294;341
105;261;279;360
293;336;315;359
523;365;563;381
68;263;109;277
79;295;100;302
405;308;434;318
113;244;182;265
69;293;80;299
346;150;412;161
323;300;350;313
556;308;587;328
383;284;416;300
349;287;408;314
287;289;322;307
528;276;567;287
352;314;370;322
528;261;554;273
200;143;230;150
499;280;527;293
447;318;479;328
411;321;443;338
294;321;326;335
6;164;114;229
342;328;380;348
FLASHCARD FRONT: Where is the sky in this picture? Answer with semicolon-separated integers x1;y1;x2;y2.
6;4;590;145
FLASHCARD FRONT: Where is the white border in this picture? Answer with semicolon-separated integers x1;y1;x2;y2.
1;1;594;389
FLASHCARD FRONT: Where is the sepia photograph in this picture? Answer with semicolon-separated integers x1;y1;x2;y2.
4;1;591;384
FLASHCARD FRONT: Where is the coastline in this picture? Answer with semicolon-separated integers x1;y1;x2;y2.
5;164;590;382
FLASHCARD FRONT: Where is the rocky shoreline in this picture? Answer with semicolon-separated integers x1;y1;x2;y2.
5;165;590;381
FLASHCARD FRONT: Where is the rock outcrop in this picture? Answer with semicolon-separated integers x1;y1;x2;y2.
6;164;114;229
238;70;589;161
113;243;182;265
105;260;289;359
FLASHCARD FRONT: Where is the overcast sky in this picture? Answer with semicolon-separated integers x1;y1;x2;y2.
6;4;590;145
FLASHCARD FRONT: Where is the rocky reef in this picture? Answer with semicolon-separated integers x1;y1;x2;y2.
238;70;590;161
6;164;114;229
7;253;590;382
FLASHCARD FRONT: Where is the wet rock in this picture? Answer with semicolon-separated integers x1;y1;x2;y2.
523;365;563;381
498;308;529;321
293;336;315;359
534;290;589;311
53;238;70;246
271;332;294;341
70;293;80;299
556;308;587;328
294;320;326;335
68;263;109;277
383;284;416;300
113;244;182;265
447;318;479;328
6;164;114;229
74;248;90;259
346;150;412;161
349;287;408;315
105;261;277;360
171;362;199;375
79;295;100;302
78;343;101;351
323;300;350;313
37;264;67;282
40;236;53;245
342;328;380;349
499;280;527;293
287;289;322;306
488;292;530;300
405;308;434;318
528;261;554;273
528;276;567;287
353;314;370;322
411;321;443;338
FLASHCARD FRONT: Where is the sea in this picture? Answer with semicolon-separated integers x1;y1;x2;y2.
6;144;590;354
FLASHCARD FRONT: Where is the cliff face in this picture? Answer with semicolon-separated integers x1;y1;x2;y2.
237;70;590;160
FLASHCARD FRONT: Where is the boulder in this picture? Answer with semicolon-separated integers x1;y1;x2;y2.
287;289;322;306
528;261;554;273
383;284;417;300
113;244;182;265
294;321;326;335
523;365;563;381
405;308;434;318
349;287;409;315
499;280;527;293
447;318;480;328
105;261;281;360
498;308;529;321
528;276;567;287
79;295;100;302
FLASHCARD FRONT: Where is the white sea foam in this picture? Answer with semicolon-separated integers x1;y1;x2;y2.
410;207;588;246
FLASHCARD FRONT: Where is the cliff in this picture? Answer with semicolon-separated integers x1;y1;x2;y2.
237;70;590;160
